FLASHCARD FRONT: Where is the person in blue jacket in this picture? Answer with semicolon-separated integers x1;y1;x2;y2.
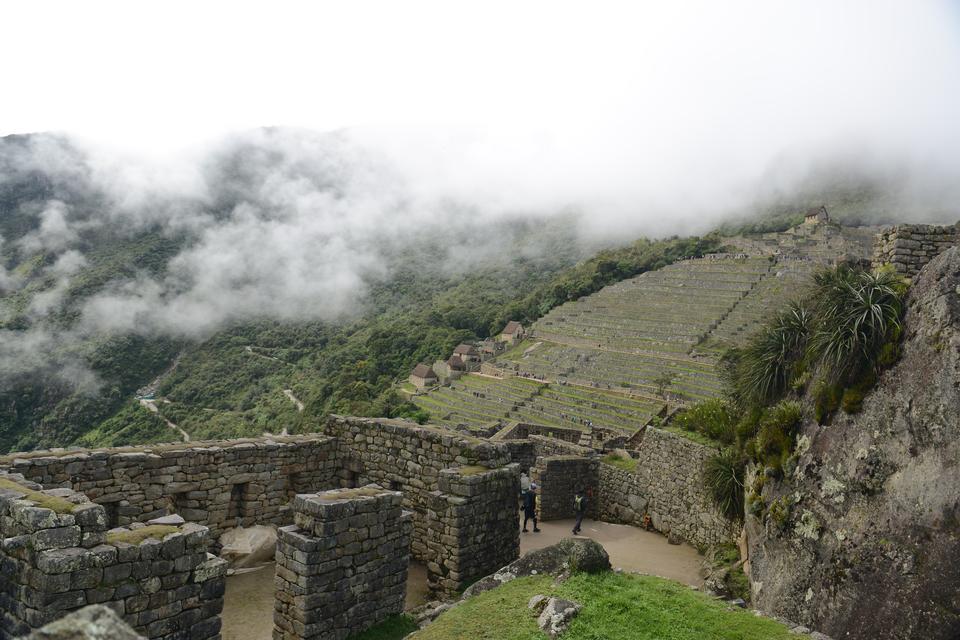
522;483;541;532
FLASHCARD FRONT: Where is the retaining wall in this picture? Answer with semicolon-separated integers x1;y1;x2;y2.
596;428;735;548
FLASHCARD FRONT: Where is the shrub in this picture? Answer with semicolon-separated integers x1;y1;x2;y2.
703;449;745;522
814;381;842;424
673;399;737;444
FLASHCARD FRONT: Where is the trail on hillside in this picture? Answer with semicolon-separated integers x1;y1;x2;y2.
139;398;190;442
283;389;304;412
244;345;289;365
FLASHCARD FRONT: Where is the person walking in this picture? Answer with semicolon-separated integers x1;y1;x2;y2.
572;490;587;535
523;483;540;533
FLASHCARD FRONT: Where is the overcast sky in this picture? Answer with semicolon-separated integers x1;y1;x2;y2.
2;1;959;155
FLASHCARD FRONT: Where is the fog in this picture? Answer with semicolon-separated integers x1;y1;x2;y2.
1;1;960;389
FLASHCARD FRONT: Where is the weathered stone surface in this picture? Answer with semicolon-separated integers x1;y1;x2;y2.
536;597;582;638
749;247;960;640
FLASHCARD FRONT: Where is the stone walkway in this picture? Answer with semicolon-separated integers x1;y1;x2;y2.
222;518;702;640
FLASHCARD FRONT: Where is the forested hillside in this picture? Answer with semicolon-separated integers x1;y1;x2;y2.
0;132;942;452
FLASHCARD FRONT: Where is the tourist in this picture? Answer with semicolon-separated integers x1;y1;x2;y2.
572;490;587;535
520;471;531;494
522;484;540;533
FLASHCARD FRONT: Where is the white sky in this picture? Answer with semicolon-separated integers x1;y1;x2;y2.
2;0;959;158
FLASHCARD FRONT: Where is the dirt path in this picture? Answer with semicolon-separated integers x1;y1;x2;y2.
282;389;304;412
521;517;703;587
139;399;190;443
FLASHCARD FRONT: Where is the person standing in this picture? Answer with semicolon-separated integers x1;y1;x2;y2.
572;490;587;535
523;483;541;533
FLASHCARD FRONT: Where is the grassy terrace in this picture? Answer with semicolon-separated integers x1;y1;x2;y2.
414;373;661;433
410;572;805;640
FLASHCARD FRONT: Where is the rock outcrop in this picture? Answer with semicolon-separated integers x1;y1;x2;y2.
748;246;960;640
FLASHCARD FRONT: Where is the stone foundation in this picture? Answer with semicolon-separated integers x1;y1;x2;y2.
0;472;225;640
273;488;412;640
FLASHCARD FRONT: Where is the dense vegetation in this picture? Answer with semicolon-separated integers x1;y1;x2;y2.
672;263;907;524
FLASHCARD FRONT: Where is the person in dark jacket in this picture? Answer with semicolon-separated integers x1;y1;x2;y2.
523;483;540;532
572;490;587;535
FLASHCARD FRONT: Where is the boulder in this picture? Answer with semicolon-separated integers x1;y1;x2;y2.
219;525;277;569
18;605;144;639
463;538;610;598
536;597;582;637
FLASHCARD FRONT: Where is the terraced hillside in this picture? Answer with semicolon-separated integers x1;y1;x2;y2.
412;224;877;436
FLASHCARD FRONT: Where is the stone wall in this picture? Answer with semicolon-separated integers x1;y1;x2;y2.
424;465;520;596
531;456;599;521
596;428;735;549
491;422;584;444
872;223;959;278
274;488;412;640
0;436;341;539
0;471;225;640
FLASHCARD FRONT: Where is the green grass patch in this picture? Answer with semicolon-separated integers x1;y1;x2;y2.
349;615;419;640
0;478;78;513
660;425;718;447
106;525;180;545
413;572;803;640
602;453;638;472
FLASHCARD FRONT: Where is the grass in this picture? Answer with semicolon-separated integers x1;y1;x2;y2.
413;572;804;640
106;524;180;545
602;453;638;472
350;615;419;640
0;478;78;513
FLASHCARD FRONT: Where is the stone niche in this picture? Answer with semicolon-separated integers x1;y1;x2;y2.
0;471;226;640
273;488;412;640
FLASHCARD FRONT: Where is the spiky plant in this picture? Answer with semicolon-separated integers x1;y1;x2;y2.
704;449;745;522
725;300;812;407
808;266;906;384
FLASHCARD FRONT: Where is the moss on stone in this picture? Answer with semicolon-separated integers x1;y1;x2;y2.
0;478;77;513
107;525;180;545
457;465;490;476
319;487;387;500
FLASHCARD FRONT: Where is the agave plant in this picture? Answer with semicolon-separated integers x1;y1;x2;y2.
808;266;906;384
726;300;812;407
704;449;745;522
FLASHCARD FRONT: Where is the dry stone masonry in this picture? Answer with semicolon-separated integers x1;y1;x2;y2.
531;456;598;521
0;471;225;640
872;223;959;278
273;488;412;640
1;436;341;539
424;465;520;596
